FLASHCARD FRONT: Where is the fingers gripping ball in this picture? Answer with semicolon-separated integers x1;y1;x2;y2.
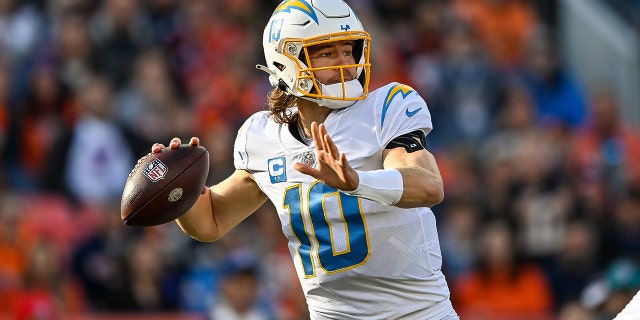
121;145;209;226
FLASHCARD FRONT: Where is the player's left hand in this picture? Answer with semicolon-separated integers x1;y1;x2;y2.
293;122;359;191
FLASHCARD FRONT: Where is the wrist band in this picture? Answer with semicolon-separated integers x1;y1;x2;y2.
341;169;404;206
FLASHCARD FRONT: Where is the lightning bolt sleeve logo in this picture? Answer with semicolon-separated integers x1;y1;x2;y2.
381;84;415;128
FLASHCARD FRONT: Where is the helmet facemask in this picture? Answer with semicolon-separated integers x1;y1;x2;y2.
289;31;371;109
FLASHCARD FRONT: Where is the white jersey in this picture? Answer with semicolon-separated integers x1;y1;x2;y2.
234;83;455;319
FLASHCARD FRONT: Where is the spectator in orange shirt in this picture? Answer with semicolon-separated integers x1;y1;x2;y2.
454;219;553;319
567;86;640;208
0;193;40;314
11;240;86;319
452;0;538;70
11;62;74;189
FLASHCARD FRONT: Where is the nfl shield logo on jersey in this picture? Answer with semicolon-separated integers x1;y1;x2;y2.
293;150;316;168
144;158;168;182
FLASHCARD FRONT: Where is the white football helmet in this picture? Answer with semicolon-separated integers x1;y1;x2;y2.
257;0;371;109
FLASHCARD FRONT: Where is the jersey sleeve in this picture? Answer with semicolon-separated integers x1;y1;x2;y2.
233;118;250;170
233;111;271;171
233;111;278;172
375;83;433;148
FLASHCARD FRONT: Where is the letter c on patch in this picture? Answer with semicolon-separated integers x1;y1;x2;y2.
268;156;287;183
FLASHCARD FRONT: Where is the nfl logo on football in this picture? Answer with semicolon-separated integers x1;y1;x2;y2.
144;158;168;182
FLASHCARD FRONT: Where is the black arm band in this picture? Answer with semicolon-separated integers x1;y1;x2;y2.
385;130;427;153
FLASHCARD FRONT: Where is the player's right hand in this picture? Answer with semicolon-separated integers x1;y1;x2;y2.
150;137;208;195
151;137;200;153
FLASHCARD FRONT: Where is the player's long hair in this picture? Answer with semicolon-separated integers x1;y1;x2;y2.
267;87;298;124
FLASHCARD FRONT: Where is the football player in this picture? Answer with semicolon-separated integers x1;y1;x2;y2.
153;0;459;318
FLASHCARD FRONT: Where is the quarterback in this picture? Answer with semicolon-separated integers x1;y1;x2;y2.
153;0;458;319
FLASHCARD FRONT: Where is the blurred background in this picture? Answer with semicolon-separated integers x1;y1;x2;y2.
0;0;639;319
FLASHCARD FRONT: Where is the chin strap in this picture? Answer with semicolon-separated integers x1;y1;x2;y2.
256;64;285;90
316;80;363;109
256;64;276;77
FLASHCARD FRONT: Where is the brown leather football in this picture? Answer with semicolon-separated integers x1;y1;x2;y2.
121;144;209;226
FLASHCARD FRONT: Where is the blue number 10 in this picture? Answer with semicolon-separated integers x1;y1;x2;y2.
284;182;370;277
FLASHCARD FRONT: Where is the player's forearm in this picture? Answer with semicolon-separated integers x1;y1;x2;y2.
176;188;221;242
380;148;444;208
176;170;268;242
396;149;444;208
395;166;444;208
342;166;443;208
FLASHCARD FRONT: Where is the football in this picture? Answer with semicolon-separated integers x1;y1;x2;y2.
121;144;209;227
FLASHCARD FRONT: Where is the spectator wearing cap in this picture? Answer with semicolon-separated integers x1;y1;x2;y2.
208;250;275;320
453;219;553;319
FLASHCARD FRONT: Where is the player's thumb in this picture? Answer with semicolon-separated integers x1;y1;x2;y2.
293;162;317;177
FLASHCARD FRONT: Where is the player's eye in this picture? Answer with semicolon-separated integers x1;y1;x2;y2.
309;48;332;58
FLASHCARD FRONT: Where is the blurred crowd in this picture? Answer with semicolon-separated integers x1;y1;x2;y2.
0;0;639;319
